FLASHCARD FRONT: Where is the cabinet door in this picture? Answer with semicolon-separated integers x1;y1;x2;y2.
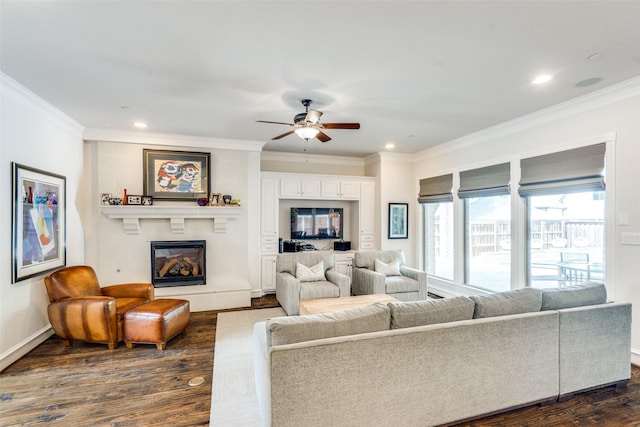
261;178;279;237
360;181;375;235
334;253;354;279
321;180;341;198
340;181;361;199
300;179;321;198
280;178;301;198
261;256;277;292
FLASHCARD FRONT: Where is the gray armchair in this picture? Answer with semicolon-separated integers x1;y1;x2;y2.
276;252;351;315
352;250;427;301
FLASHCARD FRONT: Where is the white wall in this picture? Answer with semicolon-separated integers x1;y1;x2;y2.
377;154;417;266
411;77;640;364
0;73;84;371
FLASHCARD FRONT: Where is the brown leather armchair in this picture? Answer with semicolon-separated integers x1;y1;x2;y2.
44;265;154;349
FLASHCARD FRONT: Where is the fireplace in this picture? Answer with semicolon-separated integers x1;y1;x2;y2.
150;240;206;288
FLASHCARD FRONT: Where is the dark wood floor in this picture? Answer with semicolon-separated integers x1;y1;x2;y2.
1;295;639;426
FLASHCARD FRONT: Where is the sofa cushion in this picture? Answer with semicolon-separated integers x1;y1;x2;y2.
299;281;340;300
266;302;390;346
388;296;475;329
375;258;401;276
296;261;325;282
541;282;607;310
470;288;542;318
385;275;420;294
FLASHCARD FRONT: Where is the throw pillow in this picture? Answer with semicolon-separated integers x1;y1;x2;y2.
541;282;607;310
389;296;475;329
266;303;391;346
470;288;542;318
296;261;325;282
375;258;401;276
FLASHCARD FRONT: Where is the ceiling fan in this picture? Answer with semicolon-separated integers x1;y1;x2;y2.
256;99;360;142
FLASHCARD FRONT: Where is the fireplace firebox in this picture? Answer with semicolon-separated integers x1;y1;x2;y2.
150;240;206;288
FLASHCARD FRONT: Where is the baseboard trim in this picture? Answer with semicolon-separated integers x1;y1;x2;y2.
0;325;53;373
631;348;640;366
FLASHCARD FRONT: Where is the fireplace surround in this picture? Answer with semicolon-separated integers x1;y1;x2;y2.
150;240;206;288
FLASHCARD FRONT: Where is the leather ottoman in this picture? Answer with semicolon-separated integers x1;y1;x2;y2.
124;299;190;350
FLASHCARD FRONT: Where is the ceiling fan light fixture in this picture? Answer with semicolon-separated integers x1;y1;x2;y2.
295;126;319;140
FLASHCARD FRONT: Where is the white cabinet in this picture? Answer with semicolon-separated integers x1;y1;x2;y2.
261;177;279;238
261;177;279;294
261;256;277;292
334;252;355;279
280;178;321;198
260;172;377;293
359;181;375;249
321;180;360;200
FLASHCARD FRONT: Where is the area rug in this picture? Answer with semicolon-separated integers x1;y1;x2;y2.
209;307;285;427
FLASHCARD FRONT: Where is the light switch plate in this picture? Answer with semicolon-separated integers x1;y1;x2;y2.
621;232;640;245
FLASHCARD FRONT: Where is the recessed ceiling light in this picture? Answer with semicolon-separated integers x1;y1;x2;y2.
133;121;148;129
385;143;395;149
532;74;553;85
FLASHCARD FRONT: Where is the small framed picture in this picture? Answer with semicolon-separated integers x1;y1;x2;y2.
209;192;222;206
101;193;111;205
141;196;153;206
388;202;408;239
127;195;142;205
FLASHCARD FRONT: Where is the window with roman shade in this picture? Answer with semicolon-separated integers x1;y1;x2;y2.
518;143;605;197
458;163;511;292
458;163;510;199
418;174;453;203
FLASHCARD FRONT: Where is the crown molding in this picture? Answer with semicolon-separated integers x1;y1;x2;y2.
1;72;84;135
261;150;364;167
415;74;640;161
83;128;266;152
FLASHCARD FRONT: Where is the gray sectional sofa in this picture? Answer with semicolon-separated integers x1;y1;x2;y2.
253;283;631;427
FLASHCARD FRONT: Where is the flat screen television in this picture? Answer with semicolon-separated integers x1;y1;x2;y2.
290;208;344;240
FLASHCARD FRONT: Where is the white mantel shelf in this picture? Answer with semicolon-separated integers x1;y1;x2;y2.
100;205;242;234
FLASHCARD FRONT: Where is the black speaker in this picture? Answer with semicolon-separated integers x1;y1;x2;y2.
333;241;351;251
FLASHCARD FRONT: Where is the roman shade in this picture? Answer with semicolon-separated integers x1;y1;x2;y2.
458;163;510;199
418;174;453;203
518;143;605;197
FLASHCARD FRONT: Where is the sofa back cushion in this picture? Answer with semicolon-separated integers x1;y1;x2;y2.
541;282;607;310
470;288;542;318
388;296;475;329
354;250;405;270
266;303;390;346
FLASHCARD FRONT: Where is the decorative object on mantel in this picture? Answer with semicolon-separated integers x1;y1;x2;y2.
222;194;232;204
11;162;66;283
142;195;153;206
196;192;209;206
101;193;111;205
127;195;143;205
208;192;222;206
143;149;210;201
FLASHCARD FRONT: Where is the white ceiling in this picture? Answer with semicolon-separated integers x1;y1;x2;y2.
2;1;640;157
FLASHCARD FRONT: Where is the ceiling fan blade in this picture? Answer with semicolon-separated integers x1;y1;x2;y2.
316;131;332;143
305;109;323;124
256;120;294;126
271;130;295;140
320;123;361;129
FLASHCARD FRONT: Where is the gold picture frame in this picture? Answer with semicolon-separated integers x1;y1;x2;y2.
208;193;222;206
